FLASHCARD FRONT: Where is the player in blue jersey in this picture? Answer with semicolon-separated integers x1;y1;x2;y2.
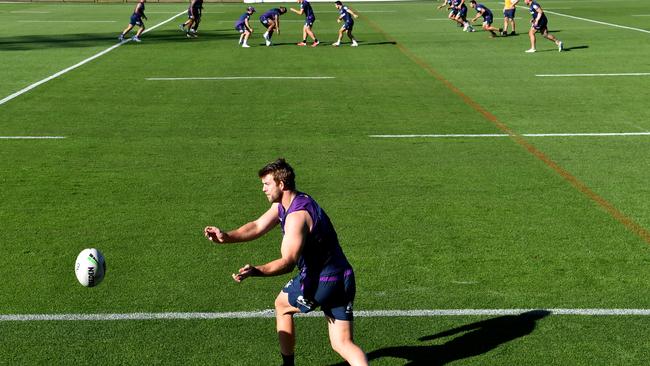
332;1;358;47
235;6;255;48
179;0;203;38
118;0;147;42
204;159;368;366
452;0;474;32
469;1;503;37
524;0;563;52
260;7;287;46
291;0;320;47
438;0;460;26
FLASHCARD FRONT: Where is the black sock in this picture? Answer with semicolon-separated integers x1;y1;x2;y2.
281;353;294;366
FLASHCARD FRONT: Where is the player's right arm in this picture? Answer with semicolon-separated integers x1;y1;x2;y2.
274;14;280;33
470;8;482;22
346;7;359;18
204;203;279;244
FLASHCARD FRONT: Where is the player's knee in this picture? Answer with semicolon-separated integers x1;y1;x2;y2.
330;337;352;354
274;293;289;311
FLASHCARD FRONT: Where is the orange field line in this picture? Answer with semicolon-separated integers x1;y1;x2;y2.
362;15;650;245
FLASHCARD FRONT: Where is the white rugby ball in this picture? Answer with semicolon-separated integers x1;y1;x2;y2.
75;248;106;287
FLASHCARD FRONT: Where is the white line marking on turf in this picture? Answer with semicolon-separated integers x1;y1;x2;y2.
0;136;66;139
632;14;650;17
537;73;650;77
10;10;50;13
146;76;336;81
546;10;650;34
2;309;650;321
0;10;186;107
369;132;650;138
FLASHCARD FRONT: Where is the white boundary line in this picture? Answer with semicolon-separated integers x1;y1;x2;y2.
536;73;650;77
369;132;650;138
0;11;186;107
2;309;650;321
146;76;336;81
546;10;650;34
0;136;66;139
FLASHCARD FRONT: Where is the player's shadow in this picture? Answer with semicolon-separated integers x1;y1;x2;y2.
561;45;589;52
331;310;550;366
0;33;118;51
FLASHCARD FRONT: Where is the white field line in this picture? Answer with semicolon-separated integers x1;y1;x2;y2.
537;73;650;77
546;10;650;34
632;14;650;17
2;309;650;321
146;76;336;81
369;132;650;138
10;10;50;13
0;11;186;107
0;136;65;139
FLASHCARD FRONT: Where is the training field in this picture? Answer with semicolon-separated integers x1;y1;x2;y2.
1;0;649;364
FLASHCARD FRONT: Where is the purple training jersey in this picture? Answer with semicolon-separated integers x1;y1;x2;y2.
278;193;352;295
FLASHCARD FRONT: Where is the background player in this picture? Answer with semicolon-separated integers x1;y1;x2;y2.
118;0;147;42
204;159;368;366
179;0;203;38
452;0;474;32
290;0;319;47
260;7;287;46
503;0;519;36
524;0;563;52
332;1;358;47
235;6;255;48
470;1;502;37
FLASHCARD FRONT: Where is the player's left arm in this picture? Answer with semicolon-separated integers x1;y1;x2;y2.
347;8;359;19
233;210;309;282
290;7;304;15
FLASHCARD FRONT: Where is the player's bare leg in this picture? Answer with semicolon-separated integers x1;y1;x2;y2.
327;316;368;366
275;292;300;362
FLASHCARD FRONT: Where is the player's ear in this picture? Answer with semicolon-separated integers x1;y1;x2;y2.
279;180;286;191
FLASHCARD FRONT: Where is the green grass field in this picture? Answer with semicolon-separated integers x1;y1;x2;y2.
1;0;649;364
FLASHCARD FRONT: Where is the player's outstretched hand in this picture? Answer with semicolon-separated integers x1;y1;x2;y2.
232;264;260;282
204;226;227;243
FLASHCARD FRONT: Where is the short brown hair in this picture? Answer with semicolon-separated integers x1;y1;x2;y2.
258;158;296;190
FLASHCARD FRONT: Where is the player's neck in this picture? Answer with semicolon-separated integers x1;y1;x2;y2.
280;190;297;210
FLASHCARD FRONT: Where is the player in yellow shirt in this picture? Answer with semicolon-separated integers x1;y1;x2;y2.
502;0;519;36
